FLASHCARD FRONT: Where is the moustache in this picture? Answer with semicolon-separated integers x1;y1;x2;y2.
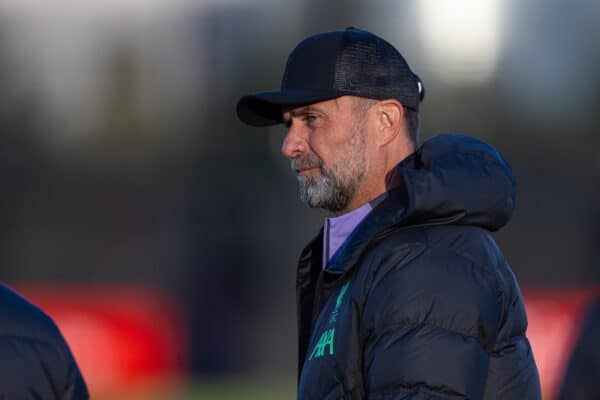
290;153;323;172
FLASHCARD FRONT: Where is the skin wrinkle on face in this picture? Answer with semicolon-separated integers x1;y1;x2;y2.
282;97;372;214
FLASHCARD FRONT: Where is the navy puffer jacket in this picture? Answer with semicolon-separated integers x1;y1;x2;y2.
296;134;541;399
0;283;88;399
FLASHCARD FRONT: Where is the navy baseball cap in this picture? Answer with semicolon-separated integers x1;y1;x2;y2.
237;27;424;126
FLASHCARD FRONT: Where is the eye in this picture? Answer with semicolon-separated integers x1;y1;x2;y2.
302;114;318;124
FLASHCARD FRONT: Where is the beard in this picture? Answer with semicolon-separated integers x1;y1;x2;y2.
291;126;366;213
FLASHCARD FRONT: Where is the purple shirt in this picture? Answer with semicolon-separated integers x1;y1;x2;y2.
322;201;373;270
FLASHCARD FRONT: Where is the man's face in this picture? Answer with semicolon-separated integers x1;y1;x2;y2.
281;96;371;213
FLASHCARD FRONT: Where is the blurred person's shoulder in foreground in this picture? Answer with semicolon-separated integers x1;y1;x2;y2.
558;294;600;400
237;27;541;399
0;282;89;399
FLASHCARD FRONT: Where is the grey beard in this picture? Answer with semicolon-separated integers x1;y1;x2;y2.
290;117;366;213
297;168;356;213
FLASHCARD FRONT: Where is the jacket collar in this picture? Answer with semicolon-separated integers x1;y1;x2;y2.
311;133;516;277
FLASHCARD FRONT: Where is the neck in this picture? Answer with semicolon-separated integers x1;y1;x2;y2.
337;186;386;215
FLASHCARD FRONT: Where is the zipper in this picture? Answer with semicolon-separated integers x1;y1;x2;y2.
310;271;325;328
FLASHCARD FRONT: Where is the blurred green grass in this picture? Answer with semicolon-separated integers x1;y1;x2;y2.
93;377;296;400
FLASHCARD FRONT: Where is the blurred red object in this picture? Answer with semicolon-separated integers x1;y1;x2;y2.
13;284;186;398
13;284;599;399
524;287;599;400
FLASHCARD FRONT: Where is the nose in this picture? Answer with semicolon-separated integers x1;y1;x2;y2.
281;124;308;159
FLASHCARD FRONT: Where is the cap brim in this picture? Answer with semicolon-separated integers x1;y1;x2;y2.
236;89;343;126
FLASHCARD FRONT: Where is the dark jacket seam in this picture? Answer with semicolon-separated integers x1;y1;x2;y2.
375;319;485;346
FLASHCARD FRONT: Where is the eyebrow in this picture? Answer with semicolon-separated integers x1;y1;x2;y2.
282;105;326;126
289;105;324;117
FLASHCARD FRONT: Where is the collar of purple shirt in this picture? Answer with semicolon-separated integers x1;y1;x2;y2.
322;193;387;270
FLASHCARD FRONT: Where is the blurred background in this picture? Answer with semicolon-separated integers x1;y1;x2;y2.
0;0;599;398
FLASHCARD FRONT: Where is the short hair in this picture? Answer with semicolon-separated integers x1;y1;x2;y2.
403;106;420;146
352;97;377;122
352;97;420;147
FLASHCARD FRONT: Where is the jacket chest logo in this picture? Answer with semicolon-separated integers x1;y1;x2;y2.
308;282;350;361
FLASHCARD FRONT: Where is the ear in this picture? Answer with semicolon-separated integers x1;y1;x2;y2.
374;99;404;147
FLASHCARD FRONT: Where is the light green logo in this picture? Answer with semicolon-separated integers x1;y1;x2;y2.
309;329;335;360
308;282;351;361
336;282;350;308
329;282;350;324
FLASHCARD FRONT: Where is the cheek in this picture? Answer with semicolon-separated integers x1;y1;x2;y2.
307;132;329;161
313;126;349;156
311;115;356;163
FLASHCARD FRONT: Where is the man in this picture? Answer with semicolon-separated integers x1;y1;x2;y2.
0;283;88;398
237;27;541;399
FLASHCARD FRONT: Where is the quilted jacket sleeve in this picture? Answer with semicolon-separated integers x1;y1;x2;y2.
44;319;90;400
0;332;89;400
0;284;89;400
361;245;502;399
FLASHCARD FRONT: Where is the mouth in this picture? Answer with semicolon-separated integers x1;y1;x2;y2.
296;167;320;175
